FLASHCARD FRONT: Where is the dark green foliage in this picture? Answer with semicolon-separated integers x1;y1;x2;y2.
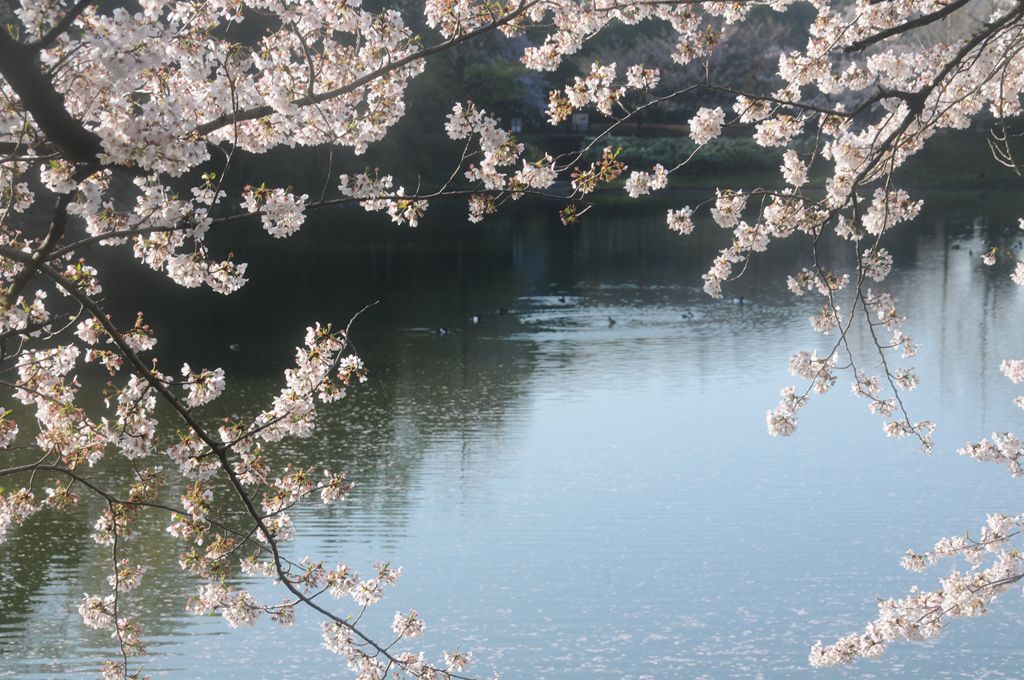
584;135;784;173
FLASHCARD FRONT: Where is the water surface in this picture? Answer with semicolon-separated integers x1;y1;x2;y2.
2;190;1024;679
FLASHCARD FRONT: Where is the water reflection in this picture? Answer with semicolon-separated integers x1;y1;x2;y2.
2;190;1024;678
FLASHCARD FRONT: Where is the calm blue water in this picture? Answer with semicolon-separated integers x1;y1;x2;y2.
2;191;1023;678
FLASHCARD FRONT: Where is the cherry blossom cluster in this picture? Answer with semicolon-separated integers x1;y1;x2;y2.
957;359;1024;476
241;185;309;239
811;514;1024;667
338;172;429;228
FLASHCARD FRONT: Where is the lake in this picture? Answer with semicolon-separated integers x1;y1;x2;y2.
2;189;1024;679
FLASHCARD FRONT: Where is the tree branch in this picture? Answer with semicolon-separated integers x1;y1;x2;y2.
27;0;96;51
0;30;103;163
0;243;470;678
195;0;540;136
844;0;975;53
4;192;73;306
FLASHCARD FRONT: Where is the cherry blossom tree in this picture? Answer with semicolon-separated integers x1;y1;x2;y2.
2;0;1024;677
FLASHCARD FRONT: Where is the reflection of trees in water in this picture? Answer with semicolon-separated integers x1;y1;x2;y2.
267;323;541;532
84;189;1022;357
0;386;206;657
0;333;538;670
0;473;228;666
0;504;89;647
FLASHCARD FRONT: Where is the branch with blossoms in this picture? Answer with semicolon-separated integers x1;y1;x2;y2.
811;509;1024;666
425;0;1024;666
0;245;478;679
0;2;635;675
495;1;1024;457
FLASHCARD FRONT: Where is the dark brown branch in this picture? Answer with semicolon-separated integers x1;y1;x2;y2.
0;30;103;163
45;184;572;260
845;0;975;53
27;0;96;51
4;192;72;306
